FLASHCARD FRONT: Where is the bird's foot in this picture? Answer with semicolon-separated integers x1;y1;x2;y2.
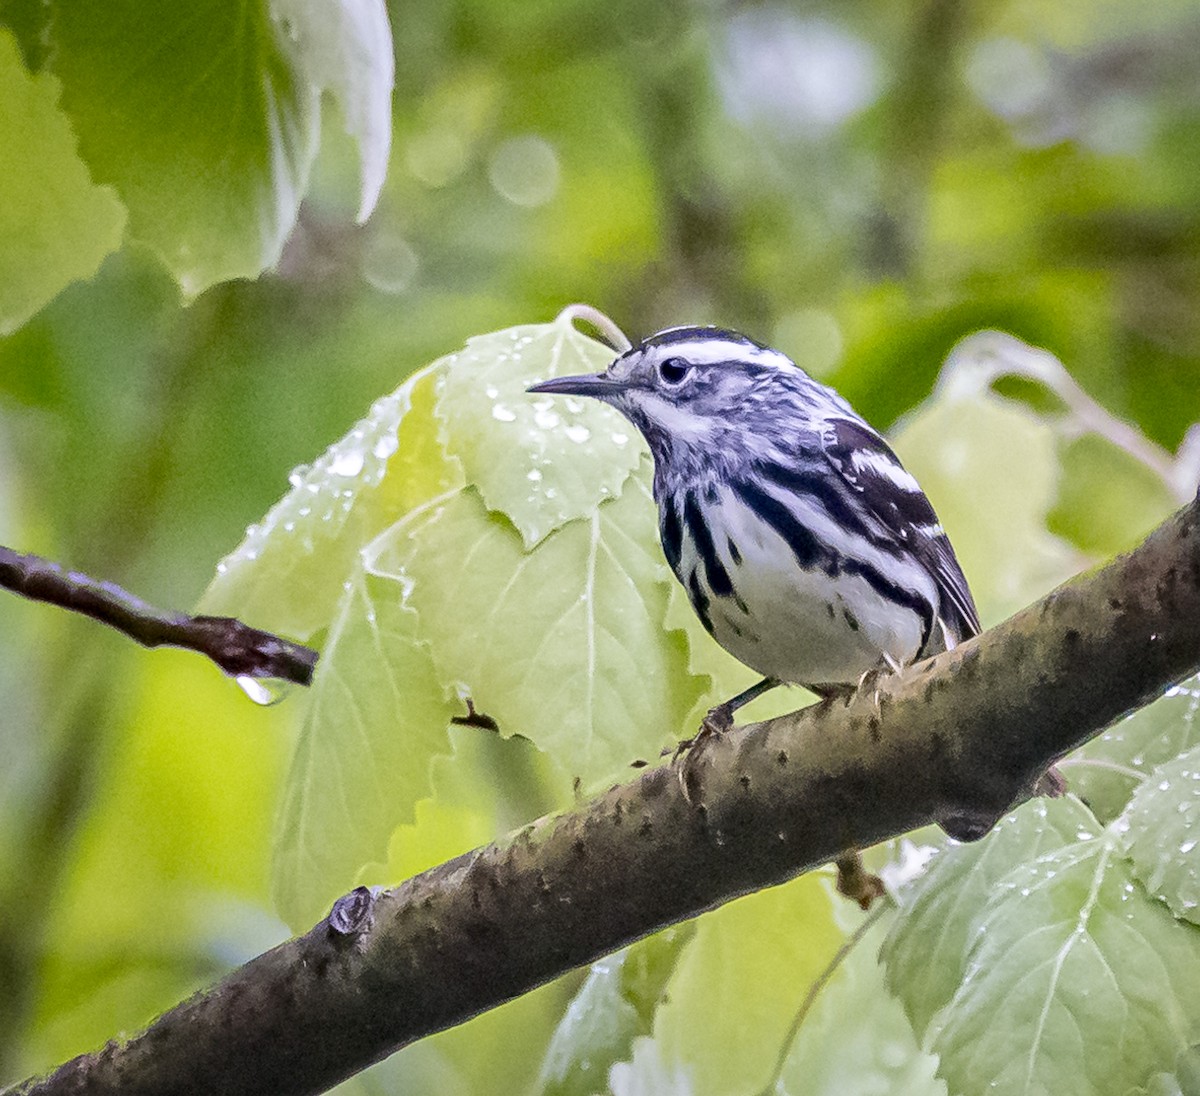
853;655;905;712
668;680;776;760
701;699;736;736
671;702;731;762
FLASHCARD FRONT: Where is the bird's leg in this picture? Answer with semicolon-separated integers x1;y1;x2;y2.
672;677;781;760
702;677;781;734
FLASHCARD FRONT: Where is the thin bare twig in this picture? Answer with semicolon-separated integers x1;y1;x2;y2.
0;546;317;686
756;902;890;1096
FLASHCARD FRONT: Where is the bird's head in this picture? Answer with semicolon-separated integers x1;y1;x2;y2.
528;326;835;466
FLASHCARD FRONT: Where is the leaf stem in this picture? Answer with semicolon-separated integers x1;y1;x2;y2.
556;304;633;352
944;331;1198;503
756;901;891;1096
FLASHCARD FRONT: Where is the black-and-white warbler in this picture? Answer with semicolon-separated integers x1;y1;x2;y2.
528;326;980;727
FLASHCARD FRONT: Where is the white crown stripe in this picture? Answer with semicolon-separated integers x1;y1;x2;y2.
629;333;799;373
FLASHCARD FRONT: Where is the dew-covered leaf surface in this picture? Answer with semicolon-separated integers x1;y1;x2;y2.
435;317;643;548
1120;741;1200;925
370;466;703;789
885;799;1200;1096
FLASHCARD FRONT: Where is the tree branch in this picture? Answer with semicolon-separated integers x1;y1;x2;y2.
9;490;1200;1096
0;547;317;687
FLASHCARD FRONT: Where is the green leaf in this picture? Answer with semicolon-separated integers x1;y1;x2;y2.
1048;433;1178;558
886;799;1200;1096
1128;1045;1200;1096
52;0;314;295
372;467;704;788
200;365;462;640
537;926;695;1096
882;797;1103;1038
649;875;844;1096
51;0;393;296
662;581;755;703
0;29;126;335
934;835;1200;1096
1120;741;1200;925
435;318;643;548
377;724;573;887
1069;677;1200;824
271;565;457;930
608;1037;691;1096
776;911;946;1096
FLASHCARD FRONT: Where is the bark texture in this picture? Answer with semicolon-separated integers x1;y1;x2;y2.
10;492;1200;1096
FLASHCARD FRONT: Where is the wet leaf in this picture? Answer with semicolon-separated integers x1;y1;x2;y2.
435;316;643;548
372;468;704;789
271;566;456;929
201;365;462;641
1069;678;1200;824
885;799;1200;1096
1120;741;1200;925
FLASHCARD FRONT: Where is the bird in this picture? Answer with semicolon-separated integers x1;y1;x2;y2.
528;325;981;731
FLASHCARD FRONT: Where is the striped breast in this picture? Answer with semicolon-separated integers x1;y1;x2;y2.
658;471;942;688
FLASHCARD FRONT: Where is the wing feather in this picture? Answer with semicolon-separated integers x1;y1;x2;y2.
820;416;980;647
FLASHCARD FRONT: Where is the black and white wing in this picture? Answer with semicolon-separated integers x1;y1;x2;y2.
820;416;980;649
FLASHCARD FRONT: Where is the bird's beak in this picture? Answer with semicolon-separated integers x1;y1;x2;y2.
527;373;621;400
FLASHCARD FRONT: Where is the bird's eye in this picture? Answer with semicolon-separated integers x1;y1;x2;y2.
658;358;692;385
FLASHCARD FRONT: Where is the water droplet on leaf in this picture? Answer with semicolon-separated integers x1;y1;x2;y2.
328;450;365;478
236;676;294;706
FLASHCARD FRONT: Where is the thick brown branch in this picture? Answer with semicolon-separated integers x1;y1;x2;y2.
9;492;1200;1096
0;547;317;686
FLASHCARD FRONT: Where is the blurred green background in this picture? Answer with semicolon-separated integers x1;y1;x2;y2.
3;0;1200;1091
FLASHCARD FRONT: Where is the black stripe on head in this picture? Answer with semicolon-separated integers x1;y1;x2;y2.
660;496;683;573
620;326;798;379
683;490;733;597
